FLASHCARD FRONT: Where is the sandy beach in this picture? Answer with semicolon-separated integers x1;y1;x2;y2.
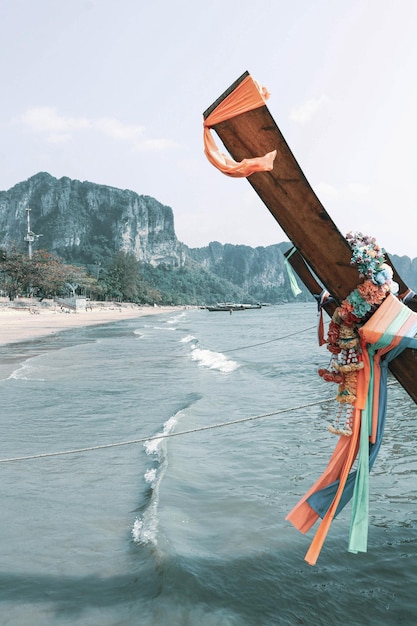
0;298;185;346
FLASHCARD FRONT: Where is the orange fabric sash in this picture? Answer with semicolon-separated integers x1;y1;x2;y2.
285;363;368;565
286;293;417;565
359;294;417;443
203;75;277;177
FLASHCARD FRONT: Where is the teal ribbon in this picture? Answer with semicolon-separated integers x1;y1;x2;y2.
348;307;415;553
284;247;302;297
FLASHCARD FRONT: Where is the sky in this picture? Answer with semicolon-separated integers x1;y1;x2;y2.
1;0;417;257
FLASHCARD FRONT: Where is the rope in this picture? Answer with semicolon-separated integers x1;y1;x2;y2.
130;323;323;358
0;380;400;465
0;321;330;465
223;324;318;353
0;396;335;464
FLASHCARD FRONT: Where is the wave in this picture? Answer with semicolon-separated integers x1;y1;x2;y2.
7;358;45;382
179;329;239;372
132;394;202;546
180;334;196;344
131;410;183;546
151;326;177;332
166;311;186;325
190;346;239;373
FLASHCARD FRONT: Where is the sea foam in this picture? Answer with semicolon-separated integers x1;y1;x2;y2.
132;410;184;546
190;346;239;373
180;334;196;343
7;360;45;381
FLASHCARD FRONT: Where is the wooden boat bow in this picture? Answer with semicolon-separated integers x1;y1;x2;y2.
204;72;417;403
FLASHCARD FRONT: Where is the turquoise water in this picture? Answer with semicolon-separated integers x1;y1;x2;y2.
0;304;416;625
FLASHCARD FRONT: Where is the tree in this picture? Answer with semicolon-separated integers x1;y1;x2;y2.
0;247;97;299
0;247;29;300
106;251;141;302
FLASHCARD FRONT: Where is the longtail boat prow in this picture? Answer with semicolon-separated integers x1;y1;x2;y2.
203;71;417;565
203;70;417;403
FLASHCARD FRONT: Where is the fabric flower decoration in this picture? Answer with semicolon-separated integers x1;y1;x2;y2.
347;289;372;319
374;266;392;285
320;232;392;421
357;280;388;306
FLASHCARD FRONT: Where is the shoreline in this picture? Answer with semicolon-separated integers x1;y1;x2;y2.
0;299;187;347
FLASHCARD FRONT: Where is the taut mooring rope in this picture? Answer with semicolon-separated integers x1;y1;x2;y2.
0;396;336;464
0;380;400;465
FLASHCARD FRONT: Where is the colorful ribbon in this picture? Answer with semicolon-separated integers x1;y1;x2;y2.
286;294;417;565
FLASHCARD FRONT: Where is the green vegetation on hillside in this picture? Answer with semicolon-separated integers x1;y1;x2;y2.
0;247;301;305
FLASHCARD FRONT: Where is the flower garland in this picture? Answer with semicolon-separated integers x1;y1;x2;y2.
319;232;399;436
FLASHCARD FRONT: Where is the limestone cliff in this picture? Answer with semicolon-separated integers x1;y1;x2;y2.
0;172;185;267
187;241;295;301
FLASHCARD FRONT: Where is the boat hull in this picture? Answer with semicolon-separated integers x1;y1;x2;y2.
206;304;262;312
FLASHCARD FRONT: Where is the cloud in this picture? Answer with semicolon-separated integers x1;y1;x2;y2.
20;107;91;143
93;116;144;142
314;181;339;199
289;95;330;123
18;106;174;150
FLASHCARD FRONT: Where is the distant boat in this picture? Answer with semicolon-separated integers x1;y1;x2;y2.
206;303;262;312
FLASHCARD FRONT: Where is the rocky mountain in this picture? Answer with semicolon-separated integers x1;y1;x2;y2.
0;172;185;267
187;241;294;302
0;172;302;302
0;172;415;301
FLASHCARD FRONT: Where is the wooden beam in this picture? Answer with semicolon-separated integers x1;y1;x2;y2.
204;75;417;403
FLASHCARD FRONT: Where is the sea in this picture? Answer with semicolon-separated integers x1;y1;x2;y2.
0;302;416;626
